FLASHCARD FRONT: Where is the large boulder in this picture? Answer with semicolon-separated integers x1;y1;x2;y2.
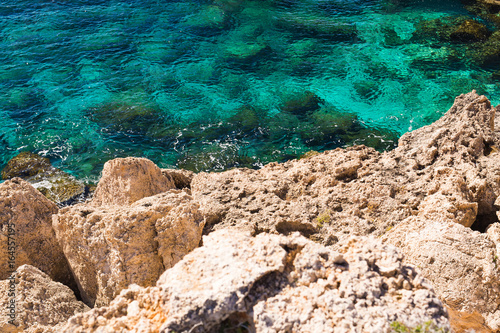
383;219;500;330
61;230;450;332
0;265;89;333
53;190;205;308
92;157;175;206
0;178;76;290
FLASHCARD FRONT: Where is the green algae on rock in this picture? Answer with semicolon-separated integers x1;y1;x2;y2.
1;151;86;205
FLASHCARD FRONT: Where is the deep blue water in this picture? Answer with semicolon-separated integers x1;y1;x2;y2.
1;0;499;182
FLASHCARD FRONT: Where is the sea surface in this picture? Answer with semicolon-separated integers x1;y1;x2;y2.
1;0;499;182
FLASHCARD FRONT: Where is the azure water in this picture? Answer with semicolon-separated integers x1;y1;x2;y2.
0;0;498;182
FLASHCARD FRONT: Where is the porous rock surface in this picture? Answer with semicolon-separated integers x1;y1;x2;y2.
383;219;500;330
0;265;89;333
0;178;76;289
191;91;500;329
192;91;499;241
53;158;205;307
92;157;175;206
62;230;450;333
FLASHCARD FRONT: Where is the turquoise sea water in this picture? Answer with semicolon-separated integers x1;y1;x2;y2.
1;0;499;181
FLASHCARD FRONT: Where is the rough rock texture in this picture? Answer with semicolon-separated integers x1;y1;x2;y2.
161;168;195;189
92;157;175;206
1;151;86;205
53;189;205;308
192;91;499;242
0;178;76;290
191;91;500;328
62;230;450;333
383;219;500;330
0;265;89;333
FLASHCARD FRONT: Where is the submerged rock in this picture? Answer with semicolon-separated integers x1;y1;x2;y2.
412;16;490;44
449;19;490;43
0;265;89;333
280;90;324;117
61;230;450;332
1;151;52;179
0;178;77;292
87;101;163;136
1;152;86;205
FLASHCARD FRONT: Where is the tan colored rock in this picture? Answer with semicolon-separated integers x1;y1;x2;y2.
53;190;205;307
383;218;500;330
0;178;76;290
0;265;89;333
92;157;175;206
189;91;500;329
192;92;499;244
161;168;195;189
62;230;450;333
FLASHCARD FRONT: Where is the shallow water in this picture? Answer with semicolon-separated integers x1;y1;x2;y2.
1;0;498;181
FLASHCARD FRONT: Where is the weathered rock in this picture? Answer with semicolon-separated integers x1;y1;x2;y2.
0;265;89;333
1;151;52;179
383;219;500;330
1;152;86;205
61;230;450;332
0;178;76;290
161;168;195;189
447;307;496;333
191;91;500;328
192;91;499;240
92;157;175;206
53;190;205;307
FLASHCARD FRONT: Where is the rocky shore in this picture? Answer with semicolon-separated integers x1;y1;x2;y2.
1;91;500;332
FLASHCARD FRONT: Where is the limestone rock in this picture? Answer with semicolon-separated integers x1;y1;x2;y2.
53;190;205;307
92;157;175;206
190;91;500;328
1;152;86;205
0;265;89;333
192;91;499;241
0;178;76;290
161;168;195;189
62;230;450;333
383;219;500;330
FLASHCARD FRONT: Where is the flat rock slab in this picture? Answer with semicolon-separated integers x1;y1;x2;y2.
384;219;500;330
62;230;450;333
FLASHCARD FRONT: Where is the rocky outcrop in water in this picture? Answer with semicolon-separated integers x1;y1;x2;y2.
0;265;89;333
1;152;86;205
191;91;500;329
2;91;500;331
61;230;450;333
